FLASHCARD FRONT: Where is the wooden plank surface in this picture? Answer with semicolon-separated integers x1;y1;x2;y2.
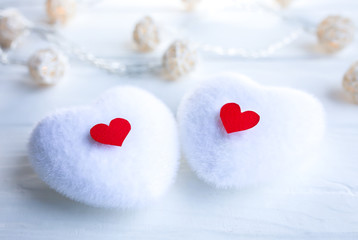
1;0;358;239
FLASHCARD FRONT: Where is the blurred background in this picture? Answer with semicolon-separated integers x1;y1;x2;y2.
0;0;358;239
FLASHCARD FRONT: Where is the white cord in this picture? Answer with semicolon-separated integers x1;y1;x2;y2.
192;0;311;58
31;26;162;75
197;27;304;58
0;49;27;66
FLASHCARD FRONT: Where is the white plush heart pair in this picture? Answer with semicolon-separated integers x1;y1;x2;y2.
28;74;325;209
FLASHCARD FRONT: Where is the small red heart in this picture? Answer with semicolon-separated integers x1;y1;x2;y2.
220;103;260;134
90;118;131;147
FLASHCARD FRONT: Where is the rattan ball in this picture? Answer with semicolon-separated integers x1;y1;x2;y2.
317;16;354;52
0;8;29;49
133;16;160;52
343;62;358;104
162;40;197;80
46;0;77;25
28;48;68;86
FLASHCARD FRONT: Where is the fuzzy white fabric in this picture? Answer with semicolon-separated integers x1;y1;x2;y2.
177;74;325;188
28;86;179;208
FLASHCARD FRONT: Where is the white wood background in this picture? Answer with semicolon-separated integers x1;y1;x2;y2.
1;0;358;239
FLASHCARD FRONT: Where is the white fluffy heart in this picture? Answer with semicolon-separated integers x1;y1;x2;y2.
28;86;179;208
177;74;325;188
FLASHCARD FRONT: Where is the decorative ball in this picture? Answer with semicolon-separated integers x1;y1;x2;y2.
275;0;292;8
343;62;358;104
46;0;77;25
316;16;354;52
177;74;325;188
28;48;67;86
28;86;179;208
182;0;201;11
133;16;160;52
162;40;197;80
0;8;29;49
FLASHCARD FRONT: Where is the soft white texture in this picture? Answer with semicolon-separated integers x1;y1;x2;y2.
28;86;179;208
177;74;325;188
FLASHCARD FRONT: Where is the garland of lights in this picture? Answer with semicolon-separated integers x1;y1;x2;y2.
0;0;357;103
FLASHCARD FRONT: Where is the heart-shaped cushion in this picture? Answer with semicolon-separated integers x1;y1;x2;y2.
177;74;325;188
28;86;179;208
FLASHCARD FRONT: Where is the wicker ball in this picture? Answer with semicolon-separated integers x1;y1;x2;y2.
275;0;292;8
46;0;77;25
133;16;160;52
316;16;354;52
162;40;197;80
28;49;68;86
343;62;358;104
182;0;201;11
0;9;29;49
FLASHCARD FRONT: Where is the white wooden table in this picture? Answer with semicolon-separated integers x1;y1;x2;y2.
1;0;358;239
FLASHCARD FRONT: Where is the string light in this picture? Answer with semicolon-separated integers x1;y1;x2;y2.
0;1;356;83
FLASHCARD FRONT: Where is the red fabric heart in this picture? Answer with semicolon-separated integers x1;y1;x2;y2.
220;103;260;134
90;118;131;147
